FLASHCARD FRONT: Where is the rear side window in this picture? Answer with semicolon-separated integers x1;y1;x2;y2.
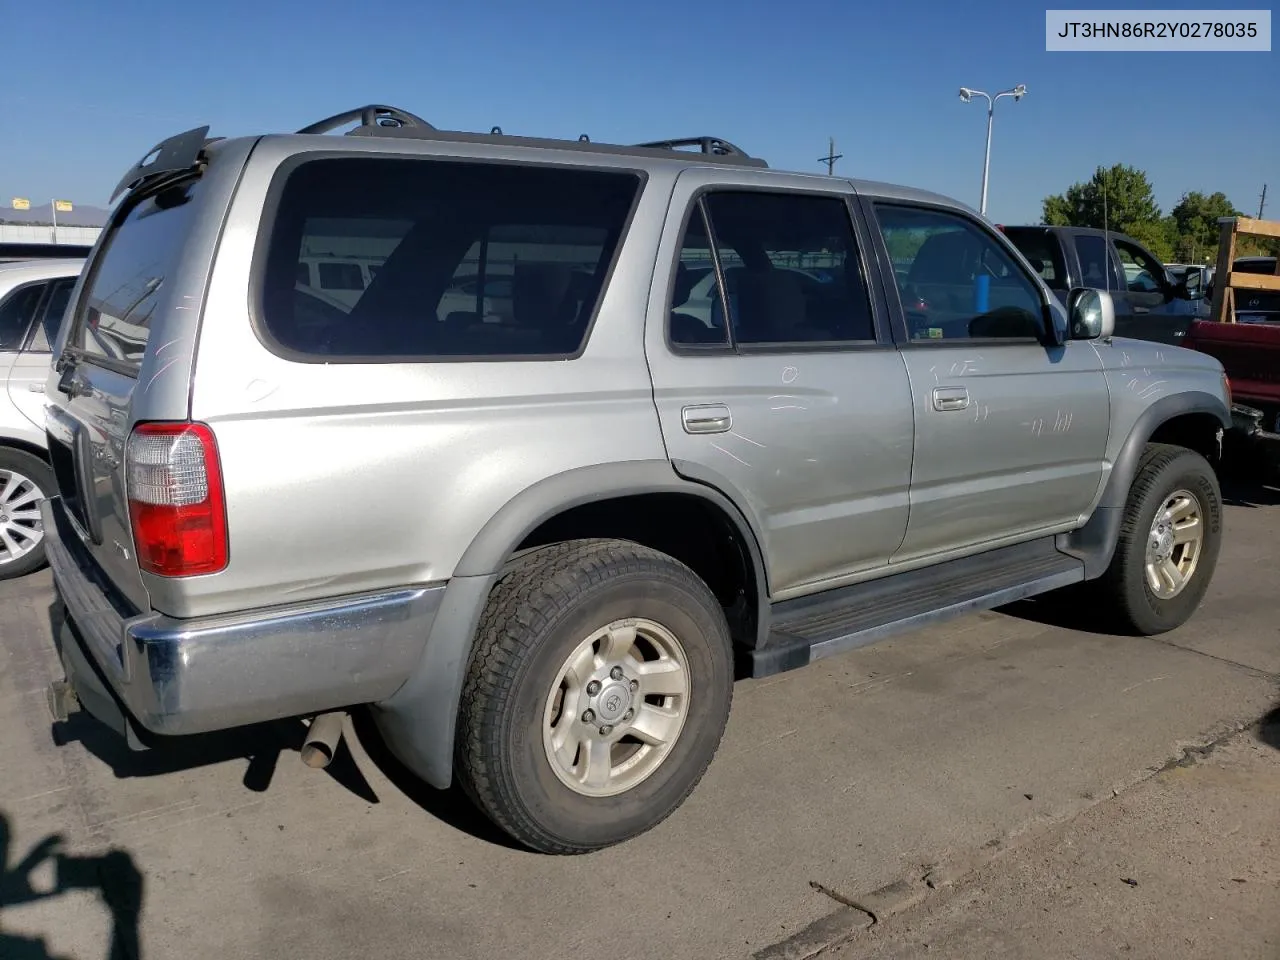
27;277;76;352
1073;235;1122;290
0;282;46;351
259;157;642;360
75;180;200;371
1002;228;1068;291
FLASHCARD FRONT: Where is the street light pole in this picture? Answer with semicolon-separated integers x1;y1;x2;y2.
958;84;1026;216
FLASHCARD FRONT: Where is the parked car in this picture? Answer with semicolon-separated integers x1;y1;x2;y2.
0;258;83;578
1183;255;1280;477
41;106;1231;855
1000;225;1207;344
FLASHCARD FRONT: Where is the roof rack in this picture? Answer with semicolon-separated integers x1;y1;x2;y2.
633;136;754;159
296;105;436;135
295;104;768;168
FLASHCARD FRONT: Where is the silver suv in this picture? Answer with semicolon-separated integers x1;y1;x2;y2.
42;106;1232;854
0;257;83;578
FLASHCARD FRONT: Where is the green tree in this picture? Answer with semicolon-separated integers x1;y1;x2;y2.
1041;164;1164;237
1169;191;1242;262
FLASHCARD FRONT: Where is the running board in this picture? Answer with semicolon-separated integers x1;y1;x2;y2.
750;538;1085;678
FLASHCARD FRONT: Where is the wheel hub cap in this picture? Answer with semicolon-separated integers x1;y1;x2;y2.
592;682;632;723
0;468;45;566
542;617;691;798
1143;489;1204;600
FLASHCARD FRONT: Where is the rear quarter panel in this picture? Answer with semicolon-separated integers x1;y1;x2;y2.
175;138;676;619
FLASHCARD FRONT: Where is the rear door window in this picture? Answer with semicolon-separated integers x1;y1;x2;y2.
1002;228;1068;291
27;277;77;352
258;157;643;360
0;282;47;351
1073;235;1123;290
73;180;201;372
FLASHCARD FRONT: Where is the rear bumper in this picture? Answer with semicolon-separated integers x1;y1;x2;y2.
42;496;443;737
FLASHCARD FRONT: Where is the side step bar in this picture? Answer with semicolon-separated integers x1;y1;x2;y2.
750;537;1085;678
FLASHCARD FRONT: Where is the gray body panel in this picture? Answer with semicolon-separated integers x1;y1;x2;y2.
39;119;1233;793
892;341;1109;560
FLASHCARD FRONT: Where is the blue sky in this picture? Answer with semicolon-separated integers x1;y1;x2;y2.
1;0;1275;223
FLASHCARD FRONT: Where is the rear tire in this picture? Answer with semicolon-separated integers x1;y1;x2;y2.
0;447;53;581
1089;443;1223;635
455;538;734;854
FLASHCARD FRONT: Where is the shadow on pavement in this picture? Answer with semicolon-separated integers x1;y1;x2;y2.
0;814;143;960
1258;705;1280;753
1220;478;1280;509
46;602;517;848
45;600;377;805
346;707;525;851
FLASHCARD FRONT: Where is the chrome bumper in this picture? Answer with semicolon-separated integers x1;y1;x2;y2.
42;497;443;737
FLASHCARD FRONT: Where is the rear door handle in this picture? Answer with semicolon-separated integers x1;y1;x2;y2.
682;403;732;434
1132;305;1150;314
931;387;970;412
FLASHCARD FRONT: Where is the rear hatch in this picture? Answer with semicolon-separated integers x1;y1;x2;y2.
46;176;208;613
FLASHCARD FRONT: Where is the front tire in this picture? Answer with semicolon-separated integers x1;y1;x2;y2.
1092;443;1223;635
455;538;734;854
0;448;53;581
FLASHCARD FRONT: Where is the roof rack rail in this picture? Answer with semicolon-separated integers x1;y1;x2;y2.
291;104;768;167
297;105;436;136
634;136;754;159
109;125;216;203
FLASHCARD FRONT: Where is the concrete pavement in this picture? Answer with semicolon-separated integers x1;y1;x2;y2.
1;481;1277;960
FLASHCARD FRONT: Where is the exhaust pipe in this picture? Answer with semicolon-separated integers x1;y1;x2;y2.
300;711;346;769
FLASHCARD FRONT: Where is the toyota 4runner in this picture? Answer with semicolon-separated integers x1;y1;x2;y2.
41;106;1232;854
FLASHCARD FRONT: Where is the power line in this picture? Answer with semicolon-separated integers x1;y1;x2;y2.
818;137;843;176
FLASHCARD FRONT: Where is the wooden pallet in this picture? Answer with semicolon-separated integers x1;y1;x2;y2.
1209;216;1280;323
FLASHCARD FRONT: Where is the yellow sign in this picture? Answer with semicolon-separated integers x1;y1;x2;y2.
54;200;73;212
11;198;30;210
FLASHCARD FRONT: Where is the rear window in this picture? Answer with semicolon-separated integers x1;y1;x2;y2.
258;157;643;360
74;180;200;371
1002;228;1068;291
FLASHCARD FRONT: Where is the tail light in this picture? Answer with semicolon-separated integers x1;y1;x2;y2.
126;422;228;576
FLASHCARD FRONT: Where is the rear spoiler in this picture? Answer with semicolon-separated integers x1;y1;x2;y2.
108;125;217;204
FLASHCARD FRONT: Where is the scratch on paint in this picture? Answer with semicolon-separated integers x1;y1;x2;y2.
730;431;766;449
143;356;180;393
1121;352;1133;367
152;336;183;356
710;442;750;467
1029;417;1045;436
781;365;799;384
1053;409;1074;433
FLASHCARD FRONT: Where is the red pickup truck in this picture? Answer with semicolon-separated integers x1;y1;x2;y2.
1182;256;1280;477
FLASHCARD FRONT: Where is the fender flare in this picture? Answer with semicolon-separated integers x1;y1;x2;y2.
1058;390;1229;578
372;459;771;790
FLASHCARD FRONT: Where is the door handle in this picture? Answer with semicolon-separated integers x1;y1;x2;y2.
1132;305;1150;314
931;387;970;412
28;383;45;393
682;403;732;434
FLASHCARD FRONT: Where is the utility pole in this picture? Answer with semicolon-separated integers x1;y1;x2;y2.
818;137;842;176
1258;183;1268;219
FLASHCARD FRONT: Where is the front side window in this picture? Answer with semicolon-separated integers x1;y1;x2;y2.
260;157;642;359
874;203;1045;341
1113;239;1165;294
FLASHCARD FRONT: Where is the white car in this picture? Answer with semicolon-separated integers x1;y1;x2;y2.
0;258;84;578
